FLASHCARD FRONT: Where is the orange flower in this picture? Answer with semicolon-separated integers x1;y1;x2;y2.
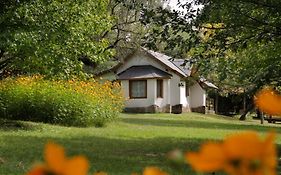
223;132;276;175
255;88;281;115
26;142;89;175
186;142;225;172
186;131;277;175
143;167;169;175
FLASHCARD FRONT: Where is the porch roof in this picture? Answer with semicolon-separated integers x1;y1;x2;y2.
199;77;218;89
117;65;172;80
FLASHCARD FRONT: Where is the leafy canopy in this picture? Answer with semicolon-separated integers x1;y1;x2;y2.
141;0;281;93
0;0;113;78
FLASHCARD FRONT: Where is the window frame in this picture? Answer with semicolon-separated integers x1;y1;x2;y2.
157;79;163;98
129;80;147;99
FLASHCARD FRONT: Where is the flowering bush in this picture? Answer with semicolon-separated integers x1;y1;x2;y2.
0;76;124;127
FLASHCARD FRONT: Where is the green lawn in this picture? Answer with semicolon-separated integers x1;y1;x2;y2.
0;113;280;175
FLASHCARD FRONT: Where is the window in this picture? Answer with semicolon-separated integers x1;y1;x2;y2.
186;82;189;96
157;79;163;98
129;80;147;98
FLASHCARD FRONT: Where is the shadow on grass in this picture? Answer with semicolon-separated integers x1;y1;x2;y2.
1;132;281;175
0;118;41;131
121;117;279;132
0;134;216;175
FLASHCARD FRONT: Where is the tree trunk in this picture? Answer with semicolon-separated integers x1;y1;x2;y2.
215;92;218;114
260;112;264;124
239;102;254;120
256;109;264;124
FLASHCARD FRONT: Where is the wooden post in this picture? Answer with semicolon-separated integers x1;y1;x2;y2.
243;90;246;113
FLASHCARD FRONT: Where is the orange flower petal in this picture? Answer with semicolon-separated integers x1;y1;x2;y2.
143;167;169;175
186;142;225;172
261;132;277;174
223;131;262;159
223;131;277;175
255;88;281;115
64;156;89;175
45;142;65;174
25;165;46;175
186;131;278;175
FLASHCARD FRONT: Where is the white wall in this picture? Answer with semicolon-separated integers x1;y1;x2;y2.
169;73;180;106
122;78;175;109
155;79;170;108
179;81;190;108
190;82;206;108
122;79;171;108
169;75;190;107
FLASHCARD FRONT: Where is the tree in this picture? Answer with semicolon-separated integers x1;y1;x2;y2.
104;0;166;58
140;0;281;118
195;0;281;118
85;0;166;74
0;0;113;78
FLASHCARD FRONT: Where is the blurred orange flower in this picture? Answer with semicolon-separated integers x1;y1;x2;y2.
143;167;169;175
26;142;89;175
255;88;281;115
186;131;277;175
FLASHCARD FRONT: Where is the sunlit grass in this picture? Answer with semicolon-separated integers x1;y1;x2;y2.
0;113;280;175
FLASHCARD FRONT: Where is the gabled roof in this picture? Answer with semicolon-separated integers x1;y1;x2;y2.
117;65;172;80
95;48;190;78
143;48;188;77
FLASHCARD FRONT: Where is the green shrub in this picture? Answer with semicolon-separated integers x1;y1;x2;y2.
0;76;124;127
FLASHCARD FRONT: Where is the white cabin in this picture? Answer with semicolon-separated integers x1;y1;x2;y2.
99;48;217;113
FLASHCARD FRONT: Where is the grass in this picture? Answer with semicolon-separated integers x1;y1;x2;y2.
0;113;280;175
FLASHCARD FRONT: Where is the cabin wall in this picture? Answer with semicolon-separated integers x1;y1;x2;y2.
190;82;206;113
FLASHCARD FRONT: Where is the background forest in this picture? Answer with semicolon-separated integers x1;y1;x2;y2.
1;0;281;118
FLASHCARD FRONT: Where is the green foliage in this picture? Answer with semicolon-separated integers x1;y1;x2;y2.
141;0;281;95
0;0;114;78
140;2;202;59
0;76;124;127
193;0;281;94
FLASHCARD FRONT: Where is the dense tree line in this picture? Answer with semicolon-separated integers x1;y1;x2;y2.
141;0;281;118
